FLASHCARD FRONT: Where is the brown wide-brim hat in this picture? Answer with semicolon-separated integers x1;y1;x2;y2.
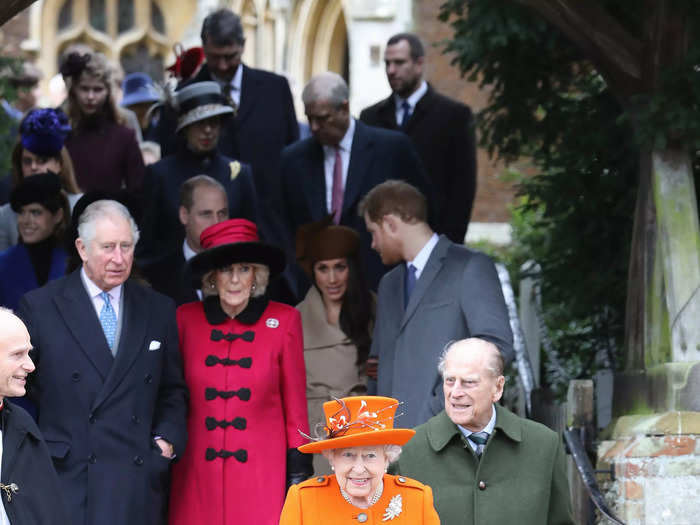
295;215;361;277
298;396;415;454
188;219;286;283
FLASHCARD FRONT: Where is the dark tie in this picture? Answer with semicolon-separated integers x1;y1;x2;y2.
404;263;417;308
331;147;344;224
222;83;238;113
400;100;411;128
468;431;489;457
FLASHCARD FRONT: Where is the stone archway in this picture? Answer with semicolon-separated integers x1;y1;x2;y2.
288;0;349;115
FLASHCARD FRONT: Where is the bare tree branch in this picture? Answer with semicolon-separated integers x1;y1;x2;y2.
512;0;644;96
0;0;37;28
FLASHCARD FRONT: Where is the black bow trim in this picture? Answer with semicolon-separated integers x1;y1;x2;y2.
210;329;255;343
203;295;269;326
205;448;247;462
205;355;252;368
205;416;247;431
205;387;251;401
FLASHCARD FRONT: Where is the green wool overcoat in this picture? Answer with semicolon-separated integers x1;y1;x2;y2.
395;404;574;525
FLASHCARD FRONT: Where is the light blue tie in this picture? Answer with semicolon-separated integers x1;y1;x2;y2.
99;291;117;352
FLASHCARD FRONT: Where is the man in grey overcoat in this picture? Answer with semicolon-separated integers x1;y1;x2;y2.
395;338;574;525
360;180;513;427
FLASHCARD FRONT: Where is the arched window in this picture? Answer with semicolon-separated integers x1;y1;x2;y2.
34;0;196;91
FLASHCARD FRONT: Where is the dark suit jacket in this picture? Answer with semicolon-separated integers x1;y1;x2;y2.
17;270;188;525
360;86;477;243
0;401;70;524
369;236;513;427
142;246;198;306
139;149;258;257
280;120;434;293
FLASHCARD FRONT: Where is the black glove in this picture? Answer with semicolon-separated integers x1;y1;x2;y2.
286;448;313;490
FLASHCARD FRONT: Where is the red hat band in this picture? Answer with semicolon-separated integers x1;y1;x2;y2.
200;219;260;250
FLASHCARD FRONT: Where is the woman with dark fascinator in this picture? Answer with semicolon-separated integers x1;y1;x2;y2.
60;51;145;194
0;173;69;310
0;107;81;251
295;216;375;475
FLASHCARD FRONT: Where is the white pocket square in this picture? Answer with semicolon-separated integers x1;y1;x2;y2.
148;340;161;351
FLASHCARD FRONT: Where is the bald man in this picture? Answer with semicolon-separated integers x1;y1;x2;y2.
280;71;434;295
0;308;68;524
395;338;574;525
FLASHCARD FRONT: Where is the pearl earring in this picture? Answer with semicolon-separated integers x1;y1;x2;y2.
331;466;335;471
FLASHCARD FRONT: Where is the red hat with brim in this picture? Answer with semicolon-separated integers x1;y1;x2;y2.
188;219;285;283
298;396;415;454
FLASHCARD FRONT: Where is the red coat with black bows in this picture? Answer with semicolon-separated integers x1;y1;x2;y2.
169;296;309;525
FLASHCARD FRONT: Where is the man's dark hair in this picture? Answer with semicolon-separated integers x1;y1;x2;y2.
180;175;227;210
201;9;245;46
358;179;427;224
387;33;425;61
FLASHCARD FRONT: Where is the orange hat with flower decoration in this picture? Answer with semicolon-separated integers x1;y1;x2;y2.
298;396;415;454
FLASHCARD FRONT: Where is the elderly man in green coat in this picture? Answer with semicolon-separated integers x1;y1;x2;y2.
395;338;574;525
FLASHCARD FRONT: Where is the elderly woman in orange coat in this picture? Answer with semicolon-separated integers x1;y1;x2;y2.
280;396;440;524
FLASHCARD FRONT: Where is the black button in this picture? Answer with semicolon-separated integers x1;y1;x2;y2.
71;371;81;382
88;453;96;464
88;413;96;424
131;415;140;424
133;456;144;466
478;480;486;490
144;374;152;384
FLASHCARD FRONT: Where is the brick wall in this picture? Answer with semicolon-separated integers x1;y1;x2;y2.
413;0;516;223
598;414;700;525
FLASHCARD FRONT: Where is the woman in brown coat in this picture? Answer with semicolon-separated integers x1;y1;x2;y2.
295;217;374;474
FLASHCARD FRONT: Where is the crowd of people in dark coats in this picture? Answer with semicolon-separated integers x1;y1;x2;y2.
0;7;576;525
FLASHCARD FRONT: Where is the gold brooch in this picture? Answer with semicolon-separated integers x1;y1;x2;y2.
230;161;241;180
0;482;18;502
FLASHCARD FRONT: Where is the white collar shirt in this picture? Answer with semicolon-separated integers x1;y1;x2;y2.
458;405;497;454
81;266;122;320
394;80;428;126
212;64;242;107
322;118;355;214
406;233;439;280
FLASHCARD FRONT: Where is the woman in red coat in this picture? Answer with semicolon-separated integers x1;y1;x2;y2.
169;219;313;525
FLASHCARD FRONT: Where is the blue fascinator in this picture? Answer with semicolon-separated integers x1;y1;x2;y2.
20;108;72;157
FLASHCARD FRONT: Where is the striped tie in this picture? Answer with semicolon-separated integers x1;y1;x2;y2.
468;431;489;457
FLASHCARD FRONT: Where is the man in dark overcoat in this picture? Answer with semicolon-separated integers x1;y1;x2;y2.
18;200;188;525
395;338;574;525
360;33;477;244
280;72;435;295
0;307;68;525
